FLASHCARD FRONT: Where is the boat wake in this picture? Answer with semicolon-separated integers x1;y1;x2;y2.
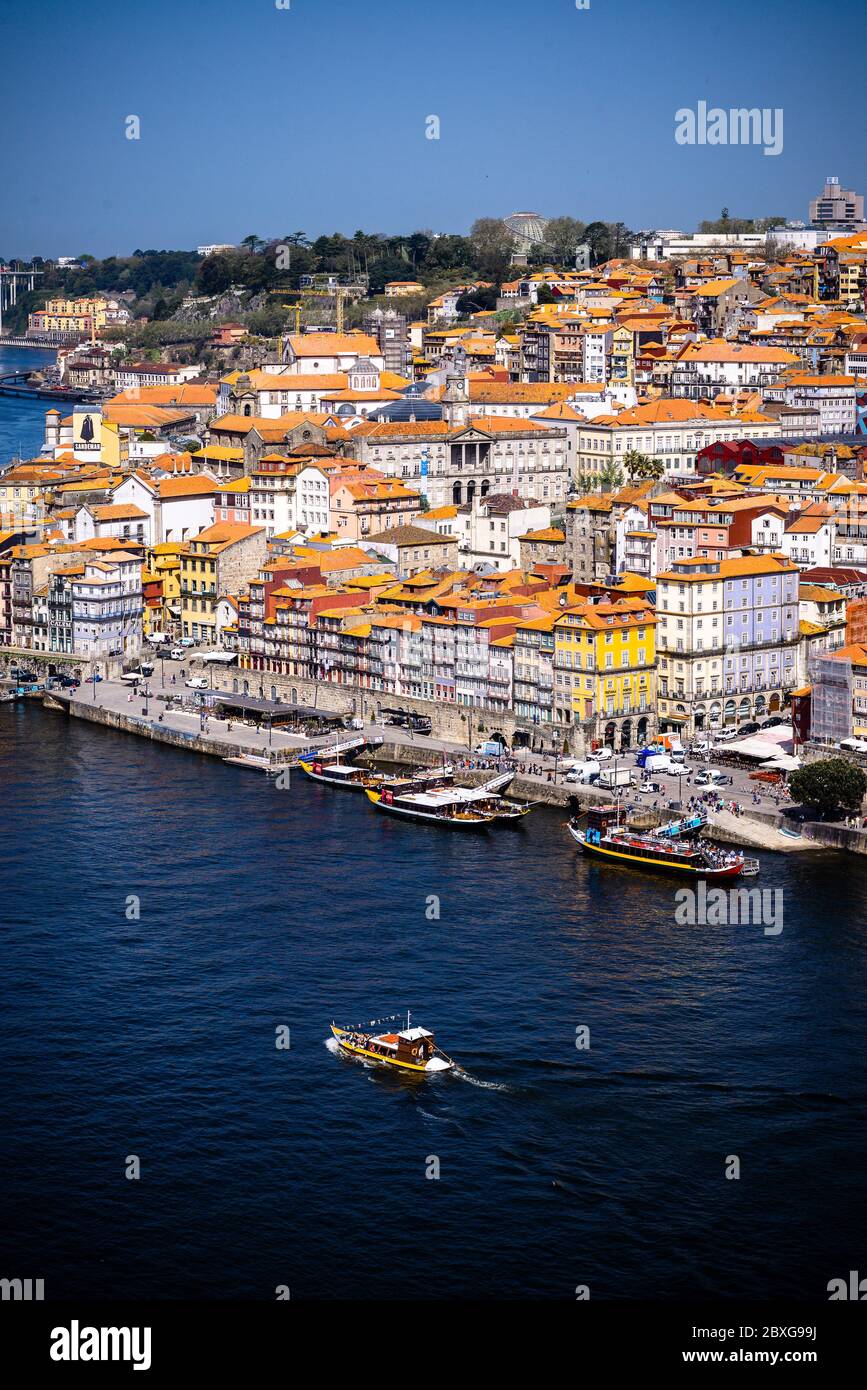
452;1066;511;1092
324;1037;340;1054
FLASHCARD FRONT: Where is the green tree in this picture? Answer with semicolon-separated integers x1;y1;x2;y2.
598;460;624;492
541;216;586;266
470;217;514;280
623;449;666;482
584;221;613;266
535;284;558;304
788;758;867;819
455;285;499;314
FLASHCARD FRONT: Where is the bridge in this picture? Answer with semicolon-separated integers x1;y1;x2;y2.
0;265;43;335
0;370;103;403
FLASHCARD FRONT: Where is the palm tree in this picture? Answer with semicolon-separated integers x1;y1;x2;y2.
623;448;646;482
623;450;666;483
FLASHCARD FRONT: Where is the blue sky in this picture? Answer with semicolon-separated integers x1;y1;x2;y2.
2;0;864;258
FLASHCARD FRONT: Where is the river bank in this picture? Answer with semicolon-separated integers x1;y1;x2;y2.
43;688;838;854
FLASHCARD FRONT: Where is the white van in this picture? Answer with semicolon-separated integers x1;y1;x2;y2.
642;752;673;774
565;760;600;784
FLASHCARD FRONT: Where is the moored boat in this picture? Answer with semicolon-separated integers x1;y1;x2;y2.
330;1012;454;1073
568;806;756;878
451;782;533;822
298;757;379;789
365;785;496;828
299;757;455;792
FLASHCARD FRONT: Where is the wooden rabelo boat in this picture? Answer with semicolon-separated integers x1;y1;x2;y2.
567;806;757;878
331;1013;454;1074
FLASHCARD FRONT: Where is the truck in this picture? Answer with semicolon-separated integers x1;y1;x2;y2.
597;766;632;791
474;739;509;757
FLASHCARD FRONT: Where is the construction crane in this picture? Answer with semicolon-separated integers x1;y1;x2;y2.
270;290;302;333
334;285;352;334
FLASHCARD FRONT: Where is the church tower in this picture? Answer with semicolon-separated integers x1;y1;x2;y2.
442;372;470;428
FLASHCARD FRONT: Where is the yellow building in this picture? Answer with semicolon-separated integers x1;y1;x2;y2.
554;597;657;749
144;542;187;636
28;296;115;336
179;522;267;644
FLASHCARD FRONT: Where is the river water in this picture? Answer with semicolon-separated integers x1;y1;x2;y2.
2;701;866;1299
0;344;57;466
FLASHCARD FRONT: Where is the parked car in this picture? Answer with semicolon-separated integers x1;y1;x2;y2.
12;667;36;682
759;715;785;729
84;673;102;683
737;721;761;736
185;676;208;689
178;636;196;647
593;746;613;761
696;769;733;787
713;728;739;742
170;648;185;660
54;674;79;689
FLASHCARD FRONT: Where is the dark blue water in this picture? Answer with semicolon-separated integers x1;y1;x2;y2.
2;703;867;1300
0;345;57;465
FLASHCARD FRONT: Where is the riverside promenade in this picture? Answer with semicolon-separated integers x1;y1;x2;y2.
35;659;835;852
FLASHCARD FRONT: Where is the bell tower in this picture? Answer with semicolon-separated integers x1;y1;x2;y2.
442;372;470;428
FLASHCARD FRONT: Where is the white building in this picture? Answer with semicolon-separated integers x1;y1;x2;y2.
280;332;384;375
111;472;218;545
448;494;552;571
764;375;857;435
115;363;200;390
73;501;150;545
573;399;780;481
294;463;333;534
68;553;143;660
669;341;799;398
581;324;614;384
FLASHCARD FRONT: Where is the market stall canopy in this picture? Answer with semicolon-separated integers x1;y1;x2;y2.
723;730;794;760
760;754;801;771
